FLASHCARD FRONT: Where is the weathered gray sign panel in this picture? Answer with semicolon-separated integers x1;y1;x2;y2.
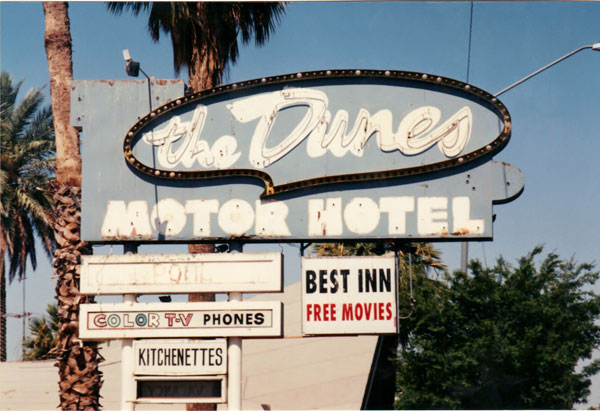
80;252;282;294
302;256;397;335
75;71;524;242
133;339;227;376
79;301;282;339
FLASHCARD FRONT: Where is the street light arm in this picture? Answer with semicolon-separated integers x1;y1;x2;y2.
494;43;600;97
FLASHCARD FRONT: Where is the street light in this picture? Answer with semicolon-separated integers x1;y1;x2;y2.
461;42;599;274
495;42;600;97
122;49;151;80
122;49;154;113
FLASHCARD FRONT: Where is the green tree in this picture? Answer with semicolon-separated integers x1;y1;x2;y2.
24;303;58;360
0;71;55;362
395;246;600;409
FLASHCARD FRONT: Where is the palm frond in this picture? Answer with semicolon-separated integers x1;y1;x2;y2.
0;72;24;118
107;3;286;87
24;303;59;360
106;2;151;17
7;87;45;141
0;70;55;282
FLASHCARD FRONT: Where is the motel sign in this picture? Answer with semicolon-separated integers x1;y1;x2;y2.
74;70;523;244
74;69;524;409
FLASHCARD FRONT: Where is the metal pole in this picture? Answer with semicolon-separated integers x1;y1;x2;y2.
495;43;600;97
460;241;468;274
121;244;138;411
227;241;243;411
21;274;26;361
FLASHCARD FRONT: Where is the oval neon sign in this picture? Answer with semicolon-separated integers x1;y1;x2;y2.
124;69;511;197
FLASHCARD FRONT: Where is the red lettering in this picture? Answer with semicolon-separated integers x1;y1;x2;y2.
342;303;353;321
378;302;385;320
314;304;322;321
386;302;392;320
365;303;373;320
307;304;313;321
93;314;106;328
321;303;337;321
331;304;337;321
179;313;193;326
323;304;330;321
355;303;363;320
165;313;176;326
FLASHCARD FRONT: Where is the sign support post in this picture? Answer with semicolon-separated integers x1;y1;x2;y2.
121;244;138;411
228;241;243;411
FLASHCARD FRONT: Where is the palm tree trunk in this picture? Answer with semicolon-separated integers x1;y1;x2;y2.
43;3;102;409
187;8;217;408
187;2;217;93
188;43;216;92
0;248;6;362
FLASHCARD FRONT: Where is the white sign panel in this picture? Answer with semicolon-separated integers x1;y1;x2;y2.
302;256;397;335
133;339;227;376
79;301;281;339
81;252;282;294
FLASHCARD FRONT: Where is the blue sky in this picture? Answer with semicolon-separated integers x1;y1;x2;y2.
1;1;599;403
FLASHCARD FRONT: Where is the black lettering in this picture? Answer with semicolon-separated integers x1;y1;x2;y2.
306;270;317;293
185;348;191;366
365;268;377;292
223;314;232;325
245;313;253;325
234;313;244;325
157;348;163;366
358;269;363;292
340;269;350;293
255;312;265;325
177;348;184;366
209;348;216;366
151;348;156;366
330;270;339;293
215;348;223;366
192;348;199;365
203;314;211;324
379;268;391;292
138;348;146;366
319;270;327;293
212;313;221;325
200;348;207;365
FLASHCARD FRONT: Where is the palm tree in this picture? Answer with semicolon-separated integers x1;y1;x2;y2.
106;2;286;91
24;303;59;360
311;241;447;271
0;71;56;362
43;3;101;409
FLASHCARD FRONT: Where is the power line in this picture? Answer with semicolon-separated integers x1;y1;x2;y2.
466;1;474;83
